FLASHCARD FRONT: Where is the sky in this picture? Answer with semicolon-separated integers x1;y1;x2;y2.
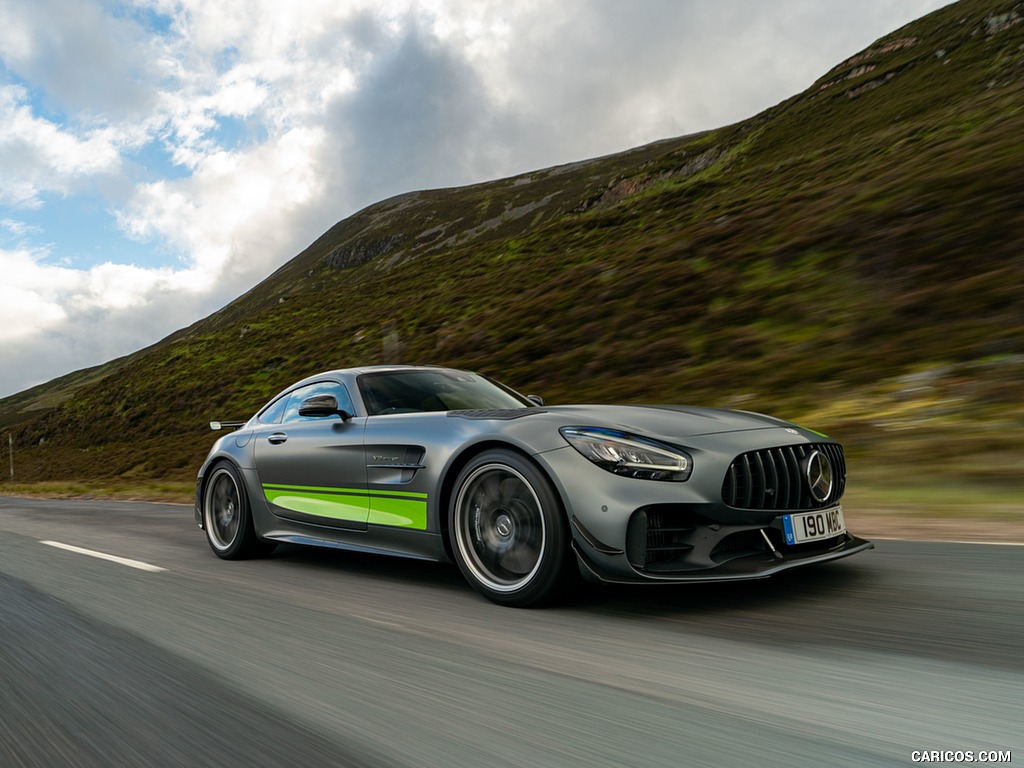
0;0;953;398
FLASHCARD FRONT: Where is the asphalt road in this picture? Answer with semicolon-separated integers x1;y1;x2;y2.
0;496;1020;768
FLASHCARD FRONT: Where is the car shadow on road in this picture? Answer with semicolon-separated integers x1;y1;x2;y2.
577;559;875;613
265;543;469;593
265;541;876;619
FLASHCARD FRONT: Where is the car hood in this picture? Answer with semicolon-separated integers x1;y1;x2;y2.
541;404;810;442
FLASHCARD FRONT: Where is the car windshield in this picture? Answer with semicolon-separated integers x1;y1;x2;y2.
358;370;531;416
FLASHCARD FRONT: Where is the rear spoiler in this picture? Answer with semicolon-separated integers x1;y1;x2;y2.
210;420;247;431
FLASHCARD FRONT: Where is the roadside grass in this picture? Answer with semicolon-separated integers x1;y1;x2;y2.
844;478;1024;521
0;480;194;505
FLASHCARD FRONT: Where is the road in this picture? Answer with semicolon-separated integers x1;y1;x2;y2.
0;496;1020;768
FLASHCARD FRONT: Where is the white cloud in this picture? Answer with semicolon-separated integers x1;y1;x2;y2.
0;0;169;117
0;244;215;393
0;250;70;339
1;218;38;238
0;86;124;208
118;124;325;285
0;245;202;324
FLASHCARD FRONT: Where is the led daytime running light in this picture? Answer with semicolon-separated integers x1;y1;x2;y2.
560;427;692;481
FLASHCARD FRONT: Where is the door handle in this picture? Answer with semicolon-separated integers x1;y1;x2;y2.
268;433;288;445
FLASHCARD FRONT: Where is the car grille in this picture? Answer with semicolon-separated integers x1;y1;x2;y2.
721;443;845;511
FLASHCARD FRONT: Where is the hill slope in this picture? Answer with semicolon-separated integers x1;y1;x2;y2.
1;0;1022;493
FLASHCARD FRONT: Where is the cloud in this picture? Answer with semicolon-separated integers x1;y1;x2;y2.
0;249;71;339
0;245;201;330
0;244;214;393
117;124;326;288
319;20;511;210
0;86;125;208
0;0;166;118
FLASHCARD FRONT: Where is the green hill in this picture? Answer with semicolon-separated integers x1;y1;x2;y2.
2;0;1022;502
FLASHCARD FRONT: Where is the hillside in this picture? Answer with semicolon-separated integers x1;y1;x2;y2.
1;0;1022;497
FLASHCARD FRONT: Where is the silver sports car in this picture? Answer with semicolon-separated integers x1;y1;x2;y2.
195;365;872;606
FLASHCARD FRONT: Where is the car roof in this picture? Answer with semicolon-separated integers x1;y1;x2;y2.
320;364;460;376
291;364;469;386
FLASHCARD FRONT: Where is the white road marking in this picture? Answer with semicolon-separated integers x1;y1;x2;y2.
40;541;167;572
349;613;405;629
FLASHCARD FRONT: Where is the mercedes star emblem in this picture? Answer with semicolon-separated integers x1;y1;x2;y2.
805;450;834;503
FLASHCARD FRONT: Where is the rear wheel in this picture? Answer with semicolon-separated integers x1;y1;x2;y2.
203;462;275;559
449;449;572;607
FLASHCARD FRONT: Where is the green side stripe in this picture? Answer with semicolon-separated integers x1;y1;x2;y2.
263;487;368;522
262;484;427;530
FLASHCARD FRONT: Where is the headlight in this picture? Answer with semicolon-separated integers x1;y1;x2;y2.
559;427;692;481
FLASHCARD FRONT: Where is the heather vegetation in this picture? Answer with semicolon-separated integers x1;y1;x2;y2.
1;0;1022;506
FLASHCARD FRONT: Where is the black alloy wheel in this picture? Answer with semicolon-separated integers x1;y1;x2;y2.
450;449;572;606
203;462;275;559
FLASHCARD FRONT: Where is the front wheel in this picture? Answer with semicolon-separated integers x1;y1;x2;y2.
202;462;275;559
449;449;573;607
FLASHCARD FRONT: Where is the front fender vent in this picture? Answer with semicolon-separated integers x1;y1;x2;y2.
722;443;846;511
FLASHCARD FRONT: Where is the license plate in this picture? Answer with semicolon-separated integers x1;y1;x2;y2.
782;506;845;545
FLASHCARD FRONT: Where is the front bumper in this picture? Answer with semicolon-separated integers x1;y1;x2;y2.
536;443;874;584
572;518;873;584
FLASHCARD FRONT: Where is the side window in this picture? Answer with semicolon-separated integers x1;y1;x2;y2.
257;395;289;425
282;381;354;424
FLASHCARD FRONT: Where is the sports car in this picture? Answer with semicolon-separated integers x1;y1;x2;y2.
195;365;872;606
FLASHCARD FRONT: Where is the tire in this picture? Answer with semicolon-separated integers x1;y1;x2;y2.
202;462;275;559
449;449;573;607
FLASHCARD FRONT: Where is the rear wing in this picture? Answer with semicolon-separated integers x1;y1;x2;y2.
210;420;247;431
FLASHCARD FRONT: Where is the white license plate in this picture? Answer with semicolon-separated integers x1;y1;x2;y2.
782;506;845;545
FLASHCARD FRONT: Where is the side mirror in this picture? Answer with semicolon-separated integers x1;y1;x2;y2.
527;395;544;407
298;394;352;420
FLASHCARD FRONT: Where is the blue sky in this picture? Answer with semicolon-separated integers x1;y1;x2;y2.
0;0;952;397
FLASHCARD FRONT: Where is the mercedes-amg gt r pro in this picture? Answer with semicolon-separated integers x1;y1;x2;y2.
196;366;872;606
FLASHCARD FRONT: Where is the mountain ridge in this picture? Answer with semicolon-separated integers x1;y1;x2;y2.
2;0;1022;490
